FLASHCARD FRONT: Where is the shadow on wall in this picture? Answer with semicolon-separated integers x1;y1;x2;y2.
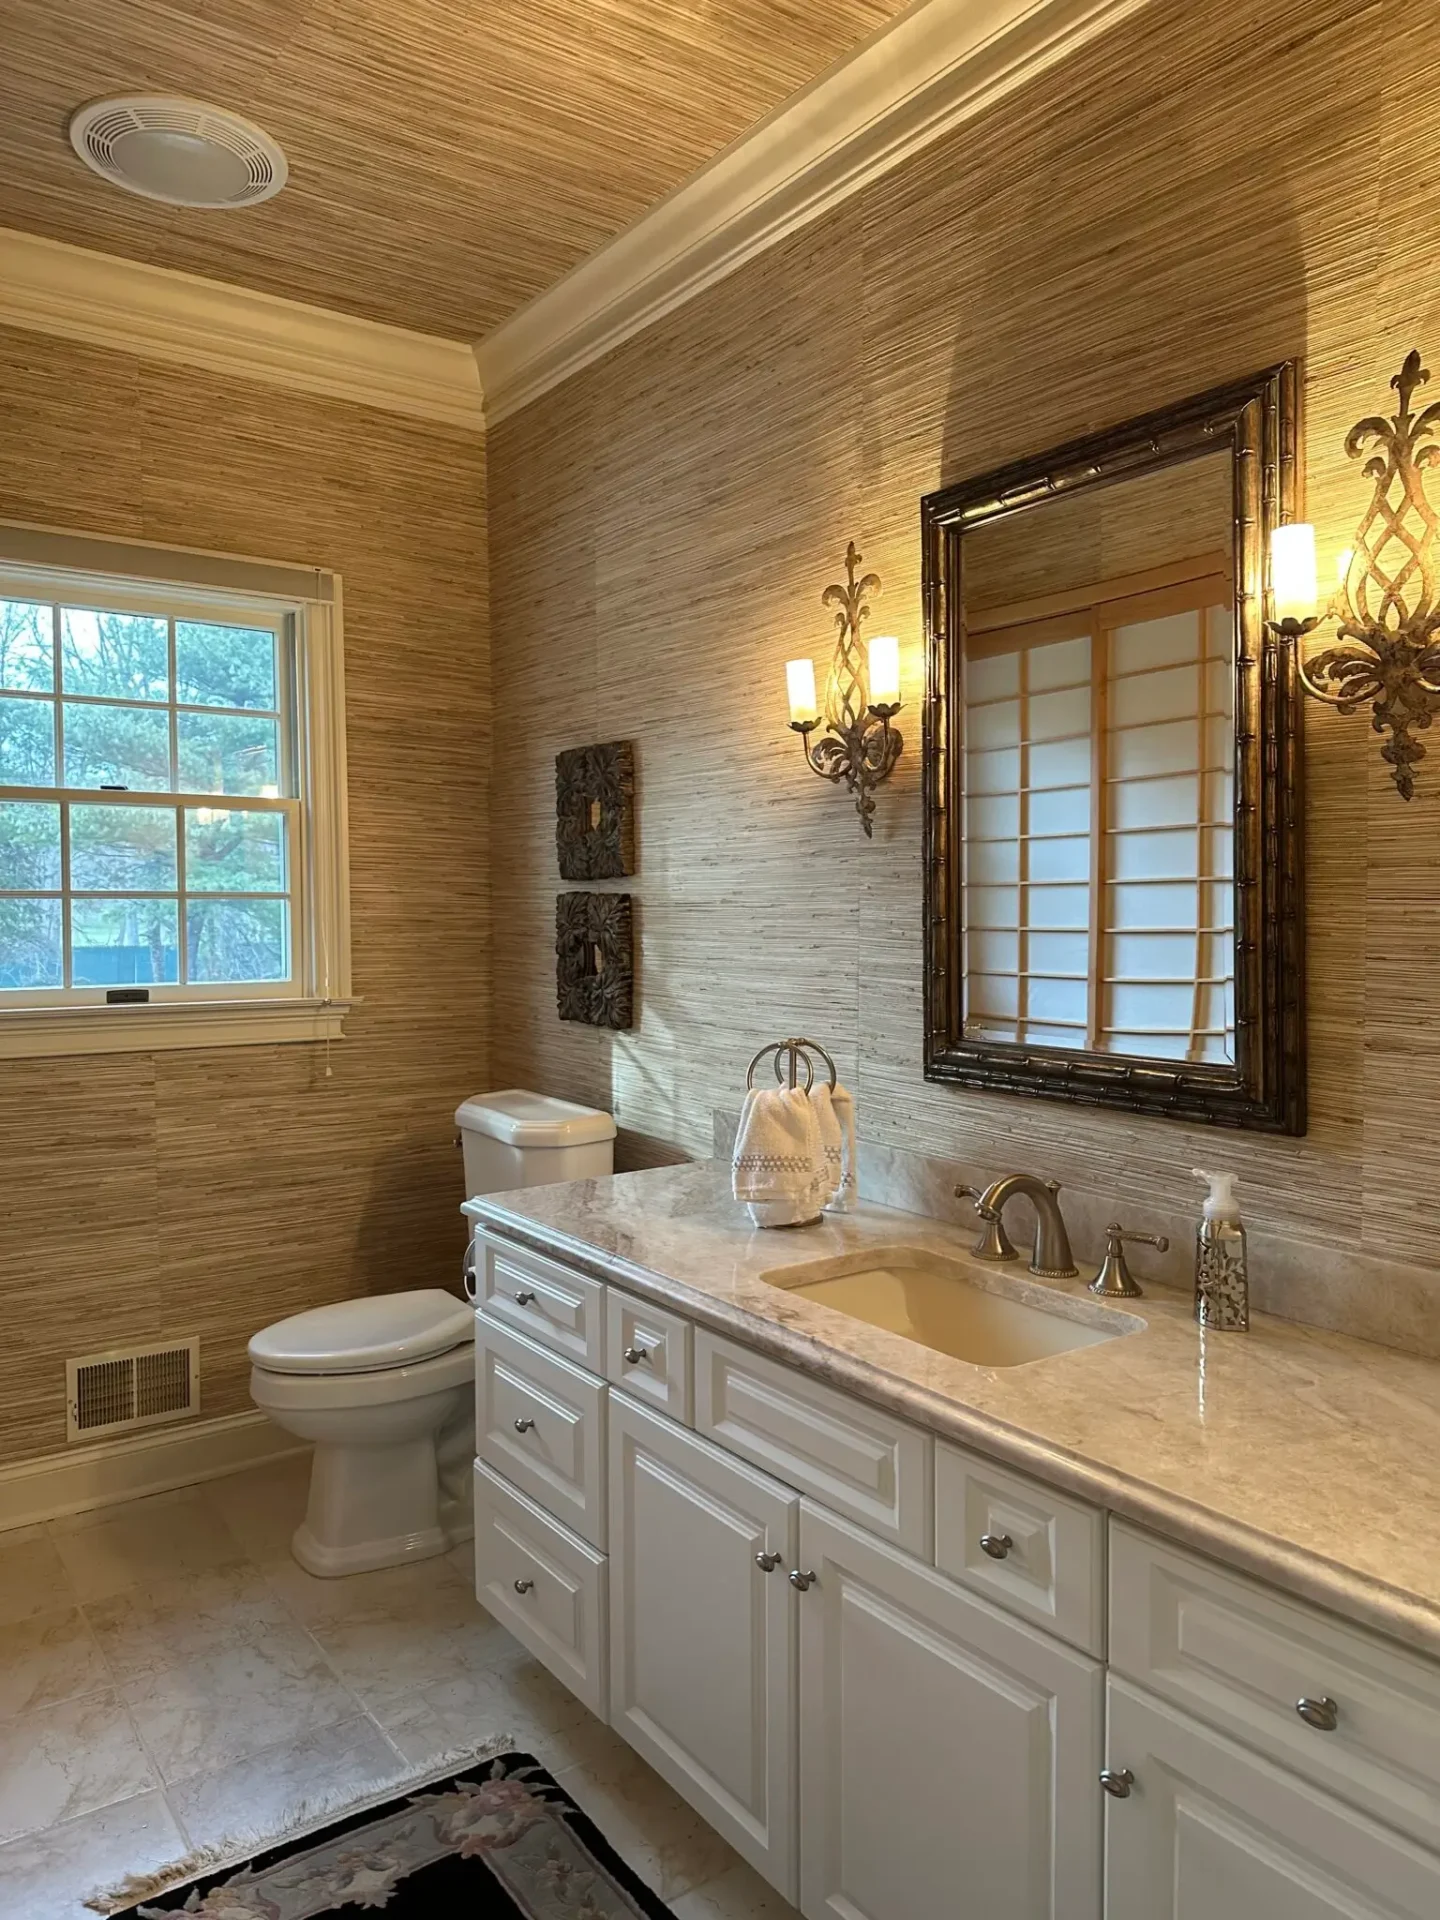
936;7;1310;492
355;1134;471;1296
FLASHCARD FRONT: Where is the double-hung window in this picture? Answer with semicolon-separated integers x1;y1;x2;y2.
0;529;349;1056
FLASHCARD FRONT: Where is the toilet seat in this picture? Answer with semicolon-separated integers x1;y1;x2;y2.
248;1289;474;1376
250;1340;474;1413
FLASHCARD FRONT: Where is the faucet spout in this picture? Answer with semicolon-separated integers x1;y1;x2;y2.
973;1174;1078;1279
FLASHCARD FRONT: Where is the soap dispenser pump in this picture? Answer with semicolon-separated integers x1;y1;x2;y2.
1192;1168;1249;1331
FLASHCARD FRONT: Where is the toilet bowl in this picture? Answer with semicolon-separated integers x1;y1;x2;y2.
249;1290;475;1578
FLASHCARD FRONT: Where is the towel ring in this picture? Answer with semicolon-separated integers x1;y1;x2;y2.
744;1036;837;1094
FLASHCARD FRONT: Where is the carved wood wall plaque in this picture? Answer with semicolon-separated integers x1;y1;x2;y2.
556;740;635;879
556;891;634;1029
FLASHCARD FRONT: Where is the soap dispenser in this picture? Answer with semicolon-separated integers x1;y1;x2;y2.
1192;1168;1249;1331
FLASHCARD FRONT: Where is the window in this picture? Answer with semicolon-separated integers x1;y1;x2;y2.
962;569;1234;1064
0;530;348;1056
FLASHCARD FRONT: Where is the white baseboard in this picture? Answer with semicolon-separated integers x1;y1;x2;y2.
0;1409;307;1533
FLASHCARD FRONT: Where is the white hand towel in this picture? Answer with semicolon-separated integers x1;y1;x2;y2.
732;1086;826;1228
809;1083;845;1212
821;1083;857;1212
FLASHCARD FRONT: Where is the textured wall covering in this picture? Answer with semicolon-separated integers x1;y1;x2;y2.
0;327;488;1466
489;0;1440;1280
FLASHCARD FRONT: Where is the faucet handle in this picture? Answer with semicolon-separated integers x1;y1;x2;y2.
955;1186;1020;1264
1089;1221;1169;1299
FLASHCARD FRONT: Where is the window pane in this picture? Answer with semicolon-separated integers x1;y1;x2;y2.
1;600;53;692
70;805;178;891
175;622;278;711
185;807;286;892
0;898;62;988
71;898;178;985
177;712;279;796
186;897;288;983
60;608;169;702
0;801;61;888
0;694;56;784
64;702;172;791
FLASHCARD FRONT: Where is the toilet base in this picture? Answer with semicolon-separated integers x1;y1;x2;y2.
293;1515;450;1578
295;1429;472;1579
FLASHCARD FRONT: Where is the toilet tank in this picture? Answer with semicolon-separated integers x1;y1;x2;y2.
455;1088;616;1197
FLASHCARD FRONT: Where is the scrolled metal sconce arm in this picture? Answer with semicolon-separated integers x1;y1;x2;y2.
788;542;904;836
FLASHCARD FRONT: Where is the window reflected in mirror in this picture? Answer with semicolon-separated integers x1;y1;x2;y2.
959;451;1236;1064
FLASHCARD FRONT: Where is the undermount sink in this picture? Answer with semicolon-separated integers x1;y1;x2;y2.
761;1245;1144;1369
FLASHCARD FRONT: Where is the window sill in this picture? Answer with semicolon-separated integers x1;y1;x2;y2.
0;997;353;1059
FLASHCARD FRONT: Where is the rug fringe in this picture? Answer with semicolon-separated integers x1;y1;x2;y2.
86;1733;518;1915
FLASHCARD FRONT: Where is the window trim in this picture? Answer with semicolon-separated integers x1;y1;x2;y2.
0;524;351;1057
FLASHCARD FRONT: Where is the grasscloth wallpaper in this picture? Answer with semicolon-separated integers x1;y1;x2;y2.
0;328;488;1467
489;0;1440;1272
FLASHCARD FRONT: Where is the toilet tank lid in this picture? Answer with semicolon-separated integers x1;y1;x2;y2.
454;1088;617;1147
249;1290;475;1375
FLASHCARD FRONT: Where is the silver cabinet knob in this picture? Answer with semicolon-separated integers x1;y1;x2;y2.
755;1551;782;1572
788;1568;817;1591
514;1289;536;1307
513;1417;536;1434
1296;1696;1339;1732
980;1532;1014;1561
513;1578;534;1595
1100;1768;1134;1798
622;1344;651;1365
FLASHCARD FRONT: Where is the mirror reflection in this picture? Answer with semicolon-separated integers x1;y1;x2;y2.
959;451;1235;1064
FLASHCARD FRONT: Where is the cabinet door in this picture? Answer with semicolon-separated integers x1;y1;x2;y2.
1105;1679;1440;1920
799;1501;1102;1920
608;1392;798;1901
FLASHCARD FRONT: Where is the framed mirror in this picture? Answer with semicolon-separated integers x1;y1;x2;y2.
921;365;1304;1132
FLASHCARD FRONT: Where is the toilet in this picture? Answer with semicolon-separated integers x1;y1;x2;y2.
249;1089;616;1577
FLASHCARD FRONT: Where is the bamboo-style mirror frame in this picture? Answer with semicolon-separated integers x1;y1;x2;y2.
920;363;1306;1133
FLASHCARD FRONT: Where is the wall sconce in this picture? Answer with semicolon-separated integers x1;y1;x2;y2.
786;542;903;836
1268;348;1440;799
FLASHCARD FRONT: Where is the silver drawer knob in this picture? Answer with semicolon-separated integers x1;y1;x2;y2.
1296;1695;1339;1732
513;1417;536;1434
755;1551;782;1572
788;1568;817;1591
514;1289;536;1307
980;1532;1014;1561
1099;1768;1134;1799
513;1578;534;1595
623;1344;651;1365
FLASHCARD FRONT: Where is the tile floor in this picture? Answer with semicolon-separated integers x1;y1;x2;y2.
0;1454;799;1918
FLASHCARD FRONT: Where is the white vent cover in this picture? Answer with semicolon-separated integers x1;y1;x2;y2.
66;1339;200;1443
68;96;288;209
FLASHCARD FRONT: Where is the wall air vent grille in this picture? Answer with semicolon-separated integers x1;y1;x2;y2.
68;96;288;209
66;1339;200;1443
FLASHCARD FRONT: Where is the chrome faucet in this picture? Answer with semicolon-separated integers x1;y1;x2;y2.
955;1174;1078;1279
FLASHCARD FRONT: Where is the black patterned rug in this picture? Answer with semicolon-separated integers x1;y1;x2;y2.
112;1753;678;1918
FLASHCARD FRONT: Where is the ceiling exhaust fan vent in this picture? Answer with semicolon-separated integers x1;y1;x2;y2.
68;95;288;209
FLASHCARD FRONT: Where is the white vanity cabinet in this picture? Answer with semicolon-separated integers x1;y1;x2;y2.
608;1393;798;1895
798;1501;1102;1920
1103;1680;1440;1919
468;1226;1440;1920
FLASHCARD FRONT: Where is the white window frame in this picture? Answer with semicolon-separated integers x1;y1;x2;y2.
0;522;351;1057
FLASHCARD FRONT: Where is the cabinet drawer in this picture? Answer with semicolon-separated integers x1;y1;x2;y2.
694;1331;931;1556
935;1439;1104;1655
1109;1521;1440;1852
605;1291;692;1424
477;1234;605;1373
476;1317;607;1548
473;1463;607;1718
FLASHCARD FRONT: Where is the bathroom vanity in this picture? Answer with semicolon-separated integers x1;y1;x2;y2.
463;1164;1440;1919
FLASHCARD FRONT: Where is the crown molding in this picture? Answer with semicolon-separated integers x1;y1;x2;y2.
476;0;1150;424
0;227;485;433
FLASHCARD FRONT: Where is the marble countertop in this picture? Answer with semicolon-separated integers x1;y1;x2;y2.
465;1163;1440;1660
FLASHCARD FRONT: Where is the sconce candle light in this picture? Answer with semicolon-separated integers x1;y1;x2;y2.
786;543;903;835
1268;348;1440;799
